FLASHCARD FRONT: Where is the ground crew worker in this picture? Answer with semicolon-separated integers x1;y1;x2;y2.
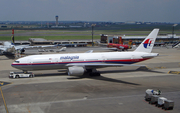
157;89;161;95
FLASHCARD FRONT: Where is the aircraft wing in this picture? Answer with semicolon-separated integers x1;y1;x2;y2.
119;46;125;49
0;47;7;52
107;48;118;51
66;63;144;68
36;45;57;48
14;46;29;50
105;47;124;51
85;50;93;53
14;45;57;50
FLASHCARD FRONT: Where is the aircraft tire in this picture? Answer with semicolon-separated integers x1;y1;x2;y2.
89;72;100;76
15;75;19;78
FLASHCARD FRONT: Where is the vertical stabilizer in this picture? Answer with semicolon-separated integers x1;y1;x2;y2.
11;35;14;45
134;29;159;53
11;29;15;45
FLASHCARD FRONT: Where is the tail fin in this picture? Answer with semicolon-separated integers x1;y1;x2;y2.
11;29;15;45
11;35;15;45
134;29;159;53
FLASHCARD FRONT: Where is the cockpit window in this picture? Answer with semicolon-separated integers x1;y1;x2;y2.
14;61;20;63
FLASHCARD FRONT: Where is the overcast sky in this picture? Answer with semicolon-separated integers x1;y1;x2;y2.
0;0;179;23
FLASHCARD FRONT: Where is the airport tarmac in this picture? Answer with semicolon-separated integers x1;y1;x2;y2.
0;47;180;113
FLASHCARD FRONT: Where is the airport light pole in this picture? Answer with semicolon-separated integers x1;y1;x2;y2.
172;24;178;38
91;24;96;46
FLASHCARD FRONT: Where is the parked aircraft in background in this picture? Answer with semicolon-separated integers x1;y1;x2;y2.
0;40;57;56
107;39;132;51
0;29;58;56
0;29;57;57
11;29;159;76
107;43;130;51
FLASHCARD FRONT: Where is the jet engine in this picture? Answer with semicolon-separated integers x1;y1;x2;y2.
68;66;85;76
20;48;25;54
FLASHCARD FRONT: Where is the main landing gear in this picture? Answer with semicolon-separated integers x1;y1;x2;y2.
86;69;101;76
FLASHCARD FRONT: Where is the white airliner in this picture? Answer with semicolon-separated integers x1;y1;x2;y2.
11;29;159;76
0;41;56;55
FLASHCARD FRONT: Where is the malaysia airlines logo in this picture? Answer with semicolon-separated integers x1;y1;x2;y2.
143;38;154;48
60;55;79;60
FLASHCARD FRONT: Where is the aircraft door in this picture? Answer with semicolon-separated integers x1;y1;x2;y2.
27;59;32;65
27;59;32;71
131;55;139;62
131;55;134;59
101;54;106;63
52;58;58;64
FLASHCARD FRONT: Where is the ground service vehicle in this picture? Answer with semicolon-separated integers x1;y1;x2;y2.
156;97;167;107
149;95;159;104
145;89;153;101
162;100;174;110
9;72;34;78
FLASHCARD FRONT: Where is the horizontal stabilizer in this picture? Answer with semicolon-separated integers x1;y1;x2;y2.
141;53;159;58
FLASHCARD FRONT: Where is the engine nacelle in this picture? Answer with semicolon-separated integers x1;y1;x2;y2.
20;48;25;53
68;66;85;76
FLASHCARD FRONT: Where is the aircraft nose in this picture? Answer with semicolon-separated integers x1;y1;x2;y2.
11;62;18;68
11;63;15;67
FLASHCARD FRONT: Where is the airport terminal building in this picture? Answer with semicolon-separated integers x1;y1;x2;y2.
101;34;180;45
0;34;179;47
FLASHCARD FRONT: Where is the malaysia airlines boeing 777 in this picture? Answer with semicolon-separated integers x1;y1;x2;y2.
11;29;159;76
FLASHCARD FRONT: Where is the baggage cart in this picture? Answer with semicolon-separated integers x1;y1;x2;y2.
149;95;159;104
156;97;167;107
162;100;174;110
145;89;153;101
